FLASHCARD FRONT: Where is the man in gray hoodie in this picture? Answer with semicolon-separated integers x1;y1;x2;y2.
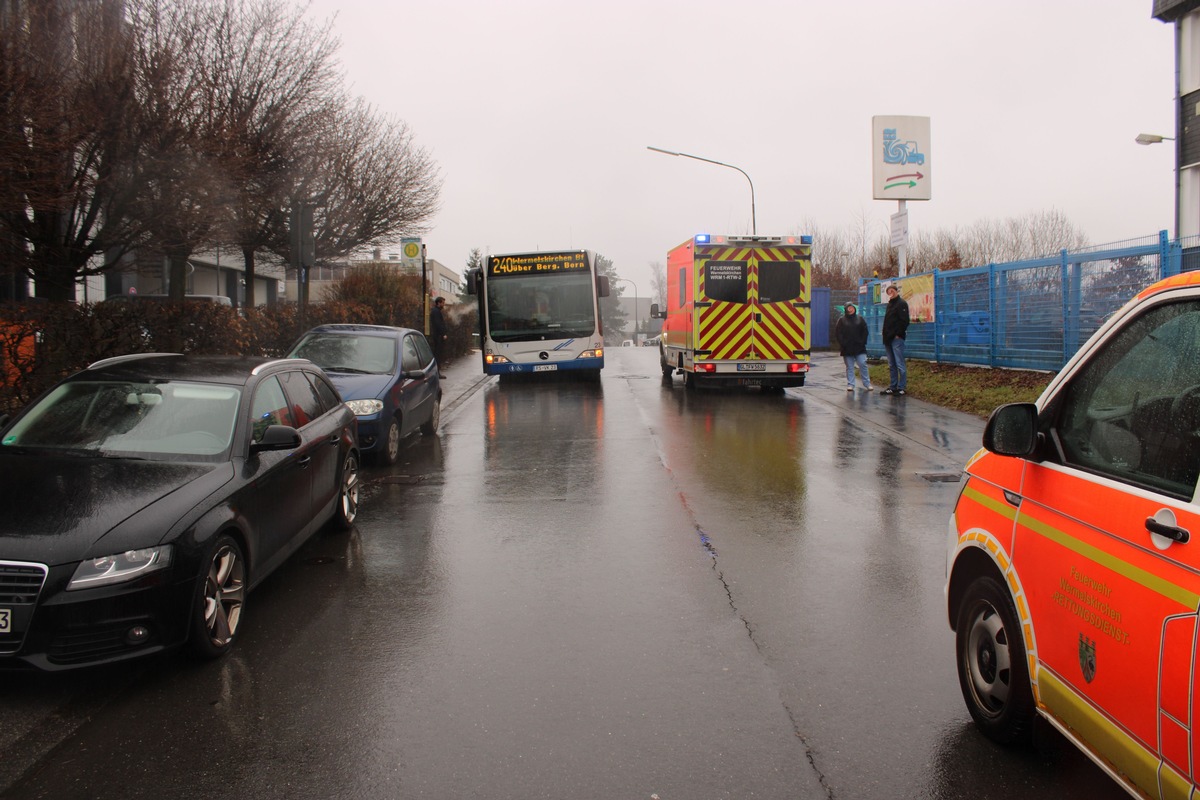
835;301;871;391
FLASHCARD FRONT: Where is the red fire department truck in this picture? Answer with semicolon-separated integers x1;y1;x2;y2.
651;234;812;390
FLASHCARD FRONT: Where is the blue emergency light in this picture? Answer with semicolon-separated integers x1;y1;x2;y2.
695;234;711;244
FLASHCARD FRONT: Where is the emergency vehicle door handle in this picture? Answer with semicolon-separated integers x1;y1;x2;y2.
1146;517;1190;544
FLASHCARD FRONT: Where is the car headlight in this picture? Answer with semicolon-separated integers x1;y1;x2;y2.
345;399;384;416
68;545;173;590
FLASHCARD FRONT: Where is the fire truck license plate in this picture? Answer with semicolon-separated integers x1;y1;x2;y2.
0;609;10;634
737;363;766;371
533;364;557;372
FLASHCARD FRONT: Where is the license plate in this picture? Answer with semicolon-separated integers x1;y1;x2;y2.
737;363;766;371
532;364;558;372
0;608;9;634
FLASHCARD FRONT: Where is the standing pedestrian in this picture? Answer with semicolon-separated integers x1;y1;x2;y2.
430;296;449;378
834;301;871;391
881;283;910;395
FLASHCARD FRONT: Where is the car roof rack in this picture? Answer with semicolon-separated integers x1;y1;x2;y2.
87;353;183;370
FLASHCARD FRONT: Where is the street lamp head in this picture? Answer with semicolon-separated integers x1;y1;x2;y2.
645;145;757;235
1135;133;1174;146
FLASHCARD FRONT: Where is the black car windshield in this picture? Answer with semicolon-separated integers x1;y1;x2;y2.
2;380;241;460
290;333;397;374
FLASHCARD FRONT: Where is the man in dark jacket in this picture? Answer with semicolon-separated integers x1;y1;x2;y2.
430;296;448;378
835;301;871;391
881;283;910;395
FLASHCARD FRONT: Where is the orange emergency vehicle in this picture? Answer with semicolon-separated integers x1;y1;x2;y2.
947;270;1200;799
650;234;812;390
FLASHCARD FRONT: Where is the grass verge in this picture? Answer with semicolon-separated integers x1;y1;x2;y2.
867;360;1052;418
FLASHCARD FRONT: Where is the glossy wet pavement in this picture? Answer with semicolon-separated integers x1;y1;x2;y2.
0;349;1125;800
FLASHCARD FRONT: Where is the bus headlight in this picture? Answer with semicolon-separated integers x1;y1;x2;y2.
486;354;511;365
579;349;602;359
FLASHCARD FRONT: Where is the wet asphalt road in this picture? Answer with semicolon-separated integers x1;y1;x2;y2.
1;349;1127;799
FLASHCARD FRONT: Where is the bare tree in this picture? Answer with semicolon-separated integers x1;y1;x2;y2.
595;253;626;342
208;0;341;307
649;260;666;307
287;98;442;278
0;0;149;302
125;0;234;301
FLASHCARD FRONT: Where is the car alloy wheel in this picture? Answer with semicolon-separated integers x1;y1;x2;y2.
189;535;246;659
334;451;360;529
421;398;440;436
380;417;401;465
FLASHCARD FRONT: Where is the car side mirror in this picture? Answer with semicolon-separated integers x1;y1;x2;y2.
250;424;301;454
982;403;1041;459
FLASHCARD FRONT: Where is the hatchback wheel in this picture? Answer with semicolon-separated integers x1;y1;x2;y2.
955;575;1035;744
189;535;246;659
333;450;360;529
421;397;441;436
377;416;401;465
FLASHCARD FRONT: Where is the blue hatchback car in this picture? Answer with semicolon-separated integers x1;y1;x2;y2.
287;324;441;465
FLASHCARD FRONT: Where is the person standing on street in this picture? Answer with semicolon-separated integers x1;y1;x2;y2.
835;301;871;391
430;296;449;378
881;283;910;395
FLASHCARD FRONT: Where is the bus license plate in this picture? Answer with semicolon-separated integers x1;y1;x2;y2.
737;363;766;371
533;364;558;372
0;608;9;634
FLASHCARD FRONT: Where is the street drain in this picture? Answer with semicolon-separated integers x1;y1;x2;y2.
918;471;962;482
376;475;425;485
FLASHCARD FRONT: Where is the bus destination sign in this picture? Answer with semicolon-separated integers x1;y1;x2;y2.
488;251;588;276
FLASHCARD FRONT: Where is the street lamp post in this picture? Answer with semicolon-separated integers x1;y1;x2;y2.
647;146;757;235
1135;133;1179;237
613;277;640;340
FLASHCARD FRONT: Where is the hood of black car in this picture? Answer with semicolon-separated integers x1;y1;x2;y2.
0;453;229;566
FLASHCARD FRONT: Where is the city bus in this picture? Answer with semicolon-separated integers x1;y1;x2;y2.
467;250;610;378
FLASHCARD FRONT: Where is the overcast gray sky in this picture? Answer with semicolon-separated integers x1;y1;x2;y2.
303;0;1176;293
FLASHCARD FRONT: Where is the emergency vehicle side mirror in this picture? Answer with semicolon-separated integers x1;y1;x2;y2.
982;403;1041;459
650;303;663;319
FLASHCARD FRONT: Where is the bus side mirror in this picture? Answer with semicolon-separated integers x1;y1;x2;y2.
596;275;610;298
466;269;480;296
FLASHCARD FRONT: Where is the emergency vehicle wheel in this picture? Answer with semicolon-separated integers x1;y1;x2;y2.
955;575;1035;745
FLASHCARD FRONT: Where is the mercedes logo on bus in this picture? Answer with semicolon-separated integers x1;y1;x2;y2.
539;352;549;360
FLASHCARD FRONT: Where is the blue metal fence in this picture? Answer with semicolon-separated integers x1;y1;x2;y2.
858;230;1186;372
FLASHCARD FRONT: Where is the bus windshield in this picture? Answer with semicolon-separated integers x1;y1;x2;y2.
487;272;598;342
